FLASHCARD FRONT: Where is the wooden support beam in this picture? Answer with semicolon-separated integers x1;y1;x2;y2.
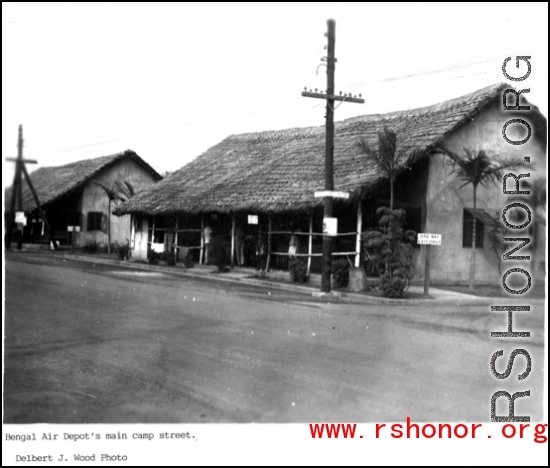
5;157;37;164
266;216;273;272
307;212;313;276
199;214;204;265
231;213;236;268
424;245;432;297
174;216;179;249
20;163;54;241
355;201;362;268
300;92;364;103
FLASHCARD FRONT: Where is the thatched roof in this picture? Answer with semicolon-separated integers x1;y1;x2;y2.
6;150;162;213
116;83;546;216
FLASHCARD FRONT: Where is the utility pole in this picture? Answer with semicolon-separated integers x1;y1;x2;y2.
302;19;364;293
5;125;56;250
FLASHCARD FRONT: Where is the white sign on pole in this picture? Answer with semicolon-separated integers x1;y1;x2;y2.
151;242;164;253
15;211;27;226
248;215;258;225
68;226;74;232
74;226;81;232
323;217;338;237
314;191;350;199
417;233;442;245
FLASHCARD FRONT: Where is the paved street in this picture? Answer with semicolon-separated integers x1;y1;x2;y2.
3;252;546;423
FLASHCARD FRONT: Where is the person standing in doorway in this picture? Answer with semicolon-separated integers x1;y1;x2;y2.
256;228;268;277
288;222;301;259
235;222;245;266
203;224;213;264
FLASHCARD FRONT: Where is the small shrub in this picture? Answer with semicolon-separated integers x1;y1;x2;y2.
289;258;308;283
82;239;100;254
331;258;350;289
182;254;194;268
148;250;160;265
208;236;230;272
380;269;408;298
117;240;130;260
362;207;416;298
163;251;176;267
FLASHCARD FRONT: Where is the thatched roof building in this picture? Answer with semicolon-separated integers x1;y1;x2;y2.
116;83;545;217
8;149;161;213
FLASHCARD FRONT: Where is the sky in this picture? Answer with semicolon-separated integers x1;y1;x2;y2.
2;2;548;190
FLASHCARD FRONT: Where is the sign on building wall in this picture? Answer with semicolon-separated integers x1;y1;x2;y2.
417;233;442;245
323;217;338;237
15;211;27;226
248;215;258;225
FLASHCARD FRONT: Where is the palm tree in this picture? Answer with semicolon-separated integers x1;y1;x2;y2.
356;126;424;210
435;145;522;290
93;181;135;255
356;127;401;210
356;127;423;289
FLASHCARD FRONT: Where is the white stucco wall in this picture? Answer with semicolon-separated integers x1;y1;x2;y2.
423;100;546;285
131;216;149;261
78;159;159;248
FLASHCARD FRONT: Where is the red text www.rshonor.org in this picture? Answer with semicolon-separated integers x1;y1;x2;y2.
309;418;548;442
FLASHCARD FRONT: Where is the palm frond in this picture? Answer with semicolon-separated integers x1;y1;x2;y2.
356;126;403;177
93;181;118;201
437;145;523;189
378;127;398;170
123;181;135;197
95;179;137;204
113;181;131;202
355;138;377;159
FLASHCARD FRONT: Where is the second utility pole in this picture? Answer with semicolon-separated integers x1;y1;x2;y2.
5;125;56;250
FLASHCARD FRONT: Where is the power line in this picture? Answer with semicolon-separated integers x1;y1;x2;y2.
341;58;498;89
56;138;123;152
16;64;499;162
47;101;327;153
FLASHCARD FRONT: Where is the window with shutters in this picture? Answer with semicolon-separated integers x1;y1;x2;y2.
463;209;484;248
87;212;103;231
